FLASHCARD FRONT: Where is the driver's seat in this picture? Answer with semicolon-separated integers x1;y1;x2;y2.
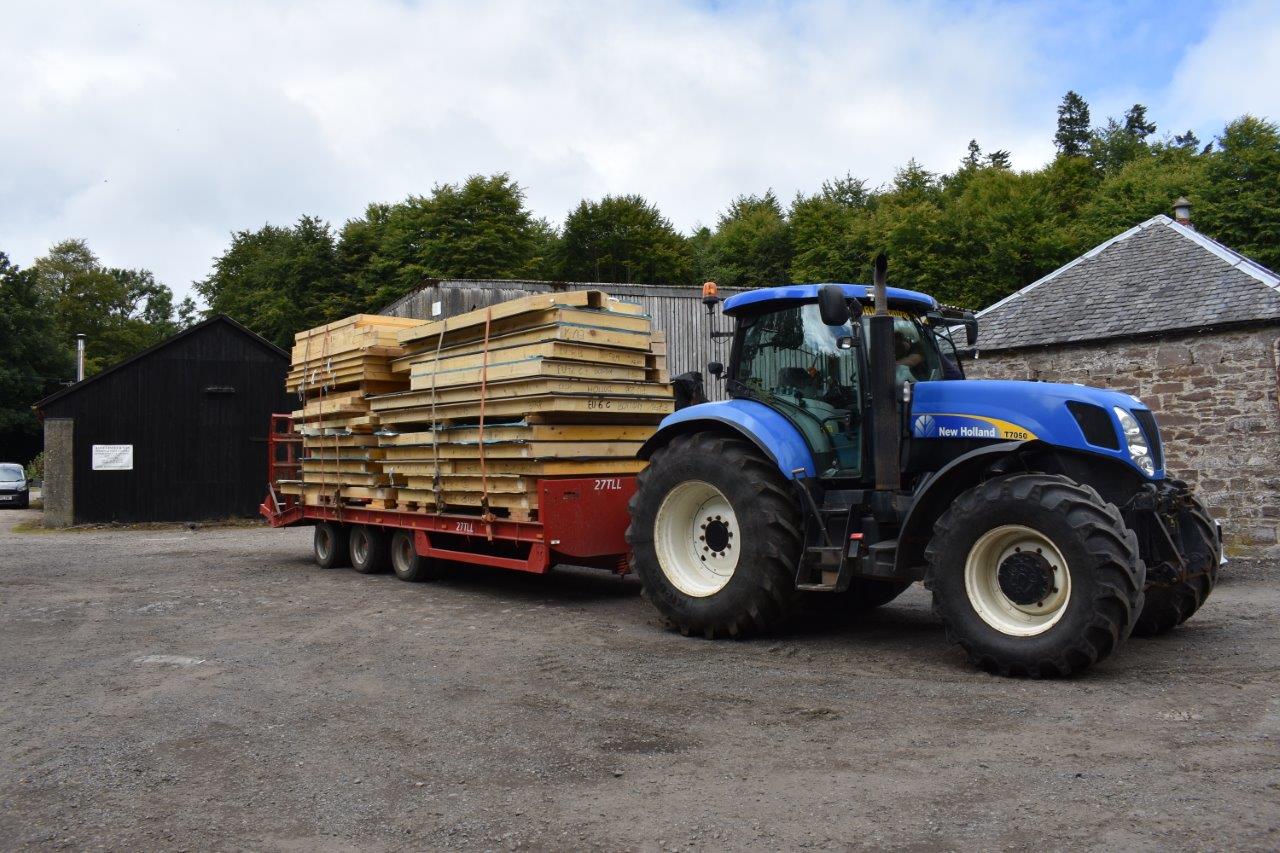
778;367;822;399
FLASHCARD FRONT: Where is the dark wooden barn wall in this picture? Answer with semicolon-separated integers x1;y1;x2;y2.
41;322;293;523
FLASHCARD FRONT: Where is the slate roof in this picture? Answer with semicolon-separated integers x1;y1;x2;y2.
975;215;1280;352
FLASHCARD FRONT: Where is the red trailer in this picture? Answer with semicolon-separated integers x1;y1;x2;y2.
260;415;636;578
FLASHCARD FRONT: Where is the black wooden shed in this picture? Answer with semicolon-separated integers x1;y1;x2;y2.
35;315;294;525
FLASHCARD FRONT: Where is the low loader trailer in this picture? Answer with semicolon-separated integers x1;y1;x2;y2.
265;261;1221;678
262;415;637;579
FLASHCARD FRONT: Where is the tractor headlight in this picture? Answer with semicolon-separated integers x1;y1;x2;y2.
1113;407;1155;476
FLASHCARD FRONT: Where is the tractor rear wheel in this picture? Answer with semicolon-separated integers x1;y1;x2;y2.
1133;495;1219;637
626;433;802;638
314;522;350;569
925;473;1144;677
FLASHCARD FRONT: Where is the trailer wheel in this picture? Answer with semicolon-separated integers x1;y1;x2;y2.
349;525;390;574
1133;496;1219;636
925;473;1144;678
314;522;350;569
626;432;802;638
390;529;438;582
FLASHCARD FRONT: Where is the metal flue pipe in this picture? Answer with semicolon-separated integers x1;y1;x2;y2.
869;253;901;491
75;334;86;382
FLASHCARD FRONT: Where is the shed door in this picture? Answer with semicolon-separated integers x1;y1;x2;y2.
195;362;246;517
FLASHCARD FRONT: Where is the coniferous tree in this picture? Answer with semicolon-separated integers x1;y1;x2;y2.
1055;90;1092;156
1123;104;1157;140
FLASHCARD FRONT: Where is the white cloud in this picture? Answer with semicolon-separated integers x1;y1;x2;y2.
1;0;1275;303
1162;0;1280;137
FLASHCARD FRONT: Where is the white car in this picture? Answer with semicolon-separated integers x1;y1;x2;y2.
0;463;30;509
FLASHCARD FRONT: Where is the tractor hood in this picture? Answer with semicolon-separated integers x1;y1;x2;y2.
910;379;1164;479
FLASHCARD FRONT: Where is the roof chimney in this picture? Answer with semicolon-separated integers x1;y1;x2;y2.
1173;196;1192;228
75;334;86;382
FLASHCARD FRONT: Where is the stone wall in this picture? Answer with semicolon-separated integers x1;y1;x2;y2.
966;324;1280;556
42;418;74;528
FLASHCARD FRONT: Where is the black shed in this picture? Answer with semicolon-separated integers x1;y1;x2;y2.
35;315;294;525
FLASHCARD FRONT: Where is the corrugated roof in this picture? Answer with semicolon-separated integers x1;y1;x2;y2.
975;215;1280;352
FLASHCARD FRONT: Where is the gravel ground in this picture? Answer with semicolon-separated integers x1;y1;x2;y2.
1;506;1277;851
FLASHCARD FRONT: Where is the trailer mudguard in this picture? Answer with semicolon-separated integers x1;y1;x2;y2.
637;399;817;479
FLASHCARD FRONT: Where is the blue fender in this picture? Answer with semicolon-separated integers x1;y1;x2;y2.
638;399;817;479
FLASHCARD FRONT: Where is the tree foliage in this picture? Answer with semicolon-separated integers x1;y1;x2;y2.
1055;91;1092;156
555;194;691;284
31;239;182;375
196;216;346;350
1197;115;1280;271
0;253;75;462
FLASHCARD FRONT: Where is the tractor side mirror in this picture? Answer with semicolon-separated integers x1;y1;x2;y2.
965;319;978;346
817;284;850;327
707;361;724;379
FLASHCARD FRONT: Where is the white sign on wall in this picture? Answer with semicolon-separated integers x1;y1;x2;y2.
92;444;133;471
431;300;443;317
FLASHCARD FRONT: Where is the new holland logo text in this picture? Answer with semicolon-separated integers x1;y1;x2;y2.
912;414;1037;442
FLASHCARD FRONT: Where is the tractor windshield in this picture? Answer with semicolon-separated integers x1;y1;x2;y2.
735;303;862;474
863;314;946;384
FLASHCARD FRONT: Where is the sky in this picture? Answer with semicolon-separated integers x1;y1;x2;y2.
3;0;1279;304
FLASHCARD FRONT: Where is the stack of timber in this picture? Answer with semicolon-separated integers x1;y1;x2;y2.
370;290;674;519
279;314;422;507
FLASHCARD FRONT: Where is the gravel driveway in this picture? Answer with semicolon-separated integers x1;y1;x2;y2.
1;508;1277;850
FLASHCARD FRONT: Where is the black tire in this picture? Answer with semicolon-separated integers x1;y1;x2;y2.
390;529;438;581
1133;496;1219;637
314;522;350;569
924;473;1144;678
626;432;802;638
349;525;390;574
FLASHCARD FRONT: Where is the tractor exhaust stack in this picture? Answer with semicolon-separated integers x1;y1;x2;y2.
869;254;901;491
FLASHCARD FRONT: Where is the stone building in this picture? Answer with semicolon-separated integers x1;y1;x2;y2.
966;213;1280;556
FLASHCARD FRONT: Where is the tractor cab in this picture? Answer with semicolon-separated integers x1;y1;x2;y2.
720;283;969;479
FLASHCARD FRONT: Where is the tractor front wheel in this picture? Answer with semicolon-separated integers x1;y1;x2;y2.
925;473;1144;677
1133;495;1219;636
626;433;802;638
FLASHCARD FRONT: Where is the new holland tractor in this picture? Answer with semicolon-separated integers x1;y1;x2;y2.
626;259;1220;677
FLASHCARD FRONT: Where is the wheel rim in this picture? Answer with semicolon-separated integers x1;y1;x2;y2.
393;535;414;574
963;524;1072;636
653;480;740;597
352;530;369;565
316;527;332;560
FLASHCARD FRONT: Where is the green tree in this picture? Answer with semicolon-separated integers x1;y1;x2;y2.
1055;90;1092;156
1074;147;1209;245
702;191;793;288
31;239;180;374
1123;104;1157;140
555;194;692;284
337;174;544;307
1197;115;1280;270
196;216;345;349
0;252;75;463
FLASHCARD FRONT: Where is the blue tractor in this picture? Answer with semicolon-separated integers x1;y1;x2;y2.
626;260;1220;677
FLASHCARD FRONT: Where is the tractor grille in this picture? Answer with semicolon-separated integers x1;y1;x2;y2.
1067;401;1120;450
1132;409;1164;470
